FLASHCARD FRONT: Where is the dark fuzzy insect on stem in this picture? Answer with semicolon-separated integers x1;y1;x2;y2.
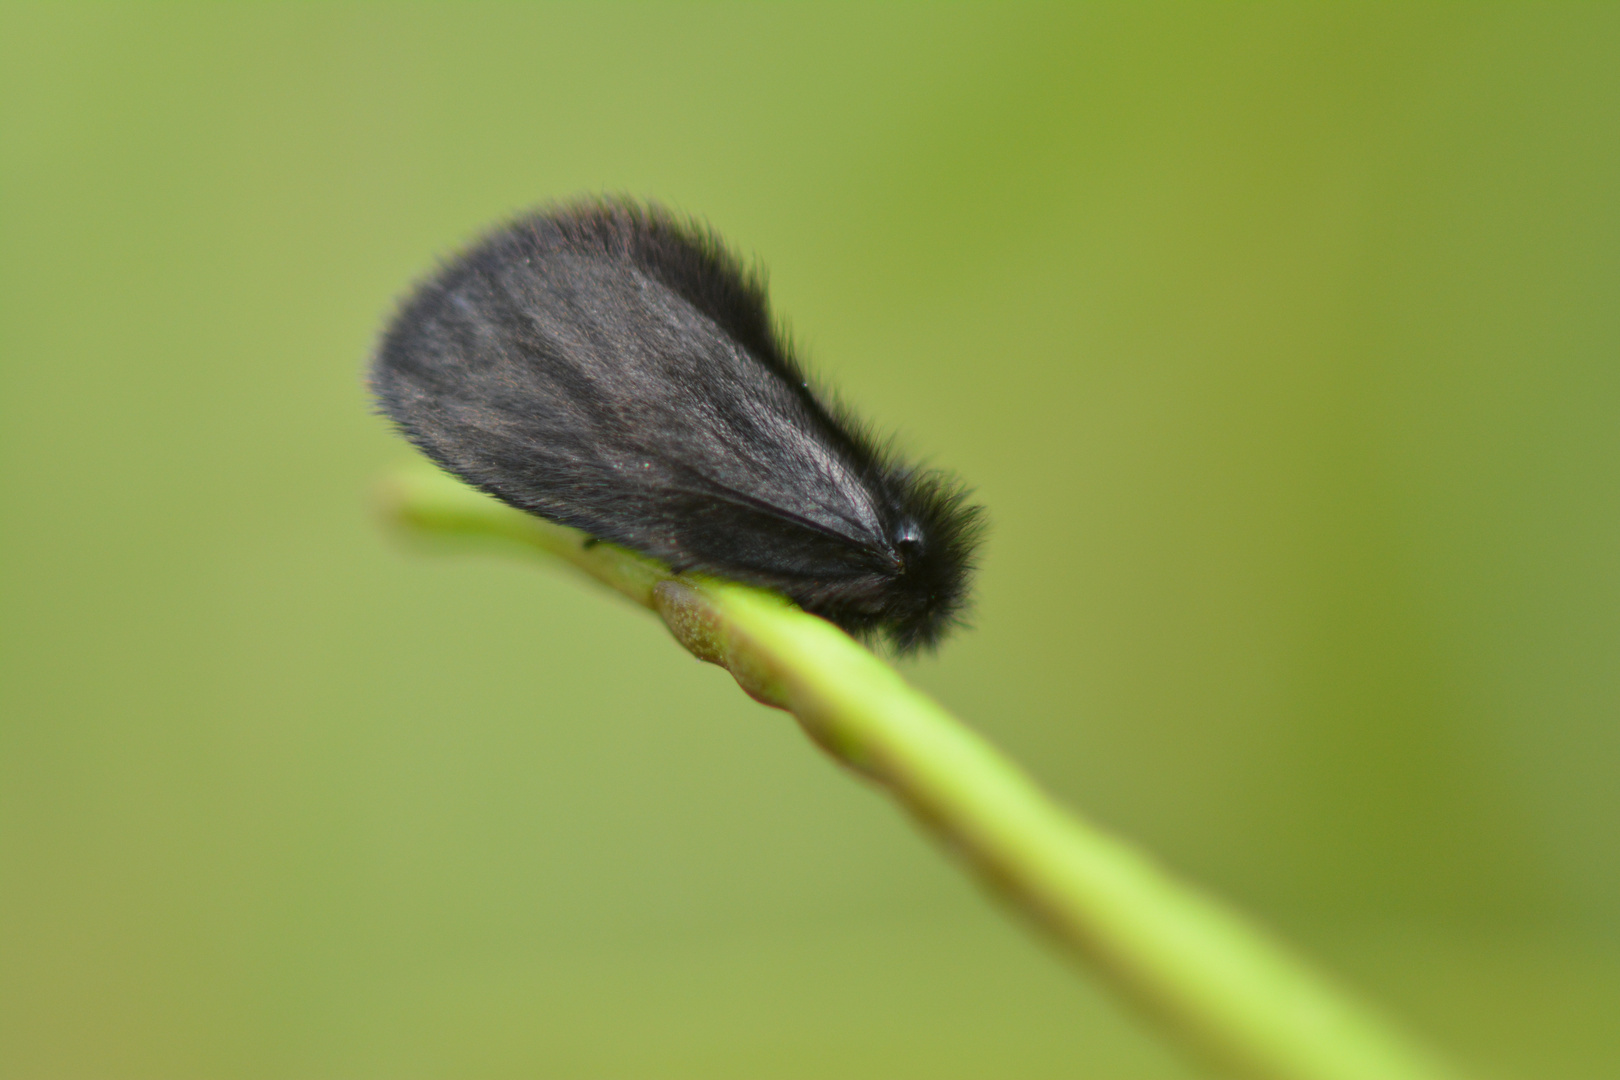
370;196;985;652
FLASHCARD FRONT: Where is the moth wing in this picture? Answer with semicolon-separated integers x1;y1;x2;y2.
373;228;896;585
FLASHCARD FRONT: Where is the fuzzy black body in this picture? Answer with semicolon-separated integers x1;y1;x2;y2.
371;199;983;652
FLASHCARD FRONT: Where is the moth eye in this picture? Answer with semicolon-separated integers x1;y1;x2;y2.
894;521;925;553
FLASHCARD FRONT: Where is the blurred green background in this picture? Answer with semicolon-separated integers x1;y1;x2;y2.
3;5;1618;1078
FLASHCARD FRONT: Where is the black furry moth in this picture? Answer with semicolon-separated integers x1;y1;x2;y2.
371;198;984;652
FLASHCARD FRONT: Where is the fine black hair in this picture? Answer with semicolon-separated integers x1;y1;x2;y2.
370;197;984;652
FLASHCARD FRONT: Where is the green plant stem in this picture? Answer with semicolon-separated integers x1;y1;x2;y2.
380;464;1464;1080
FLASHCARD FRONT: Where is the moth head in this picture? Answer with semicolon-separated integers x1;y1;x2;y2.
877;480;985;654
